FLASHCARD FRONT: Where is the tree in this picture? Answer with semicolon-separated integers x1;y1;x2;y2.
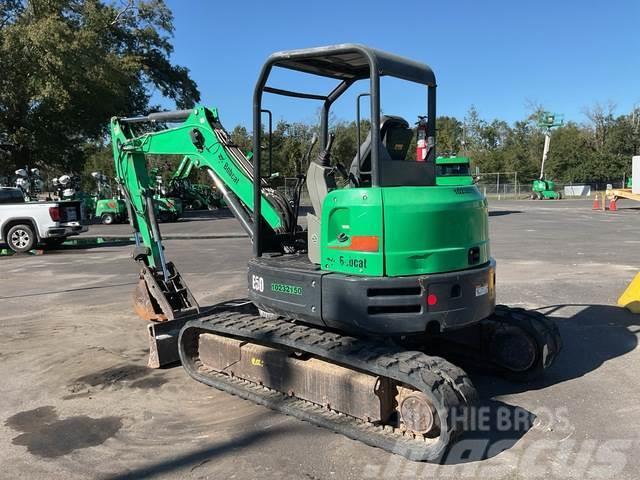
0;0;200;176
583;101;617;152
501;120;541;180
436;116;462;154
230;125;252;153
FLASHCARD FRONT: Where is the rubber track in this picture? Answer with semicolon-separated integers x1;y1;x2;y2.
178;308;478;462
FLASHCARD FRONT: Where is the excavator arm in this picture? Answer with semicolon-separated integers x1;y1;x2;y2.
110;106;293;326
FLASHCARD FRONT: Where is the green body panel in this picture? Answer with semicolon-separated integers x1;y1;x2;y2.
435;156;473;186
382;186;489;276
320;185;490;277
320;188;384;276
95;198;127;217
626;177;633;188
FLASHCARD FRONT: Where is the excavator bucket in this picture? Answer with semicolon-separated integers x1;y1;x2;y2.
132;263;199;322
133;266;173;322
131;263;201;367
133;277;168;322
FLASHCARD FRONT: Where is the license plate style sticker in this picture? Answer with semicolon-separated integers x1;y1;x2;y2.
475;284;489;297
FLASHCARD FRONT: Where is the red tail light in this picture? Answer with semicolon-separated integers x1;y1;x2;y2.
49;206;61;221
427;293;438;306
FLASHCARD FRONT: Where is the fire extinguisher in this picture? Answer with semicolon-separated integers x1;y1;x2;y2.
416;116;428;162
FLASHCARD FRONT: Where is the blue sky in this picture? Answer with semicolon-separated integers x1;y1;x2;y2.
161;0;639;129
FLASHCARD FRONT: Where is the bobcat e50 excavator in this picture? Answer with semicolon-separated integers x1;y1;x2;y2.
111;44;561;461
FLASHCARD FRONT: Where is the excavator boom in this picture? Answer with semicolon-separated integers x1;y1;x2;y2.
110;106;293;323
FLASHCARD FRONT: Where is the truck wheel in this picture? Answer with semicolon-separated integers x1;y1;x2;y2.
101;213;116;225
7;224;36;253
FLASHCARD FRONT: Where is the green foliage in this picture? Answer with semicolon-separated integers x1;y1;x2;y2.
1;2;636;187
0;0;199;176
437;116;463;154
223;107;638;185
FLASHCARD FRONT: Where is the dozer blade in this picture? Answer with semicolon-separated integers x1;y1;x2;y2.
147;300;253;369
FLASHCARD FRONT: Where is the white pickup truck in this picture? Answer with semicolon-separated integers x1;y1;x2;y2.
0;187;88;252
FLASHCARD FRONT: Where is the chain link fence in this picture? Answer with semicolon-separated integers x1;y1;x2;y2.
476;172;625;199
279;173;621;203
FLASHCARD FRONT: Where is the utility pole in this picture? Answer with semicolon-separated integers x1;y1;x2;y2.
632;103;639;156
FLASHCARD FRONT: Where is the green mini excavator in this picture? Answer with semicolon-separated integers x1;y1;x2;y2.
111;44;561;461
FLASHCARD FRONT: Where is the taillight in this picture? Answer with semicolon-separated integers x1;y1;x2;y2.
49;206;61;221
427;293;438;306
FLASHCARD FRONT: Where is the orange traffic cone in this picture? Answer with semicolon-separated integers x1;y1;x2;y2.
592;194;600;210
609;197;618;212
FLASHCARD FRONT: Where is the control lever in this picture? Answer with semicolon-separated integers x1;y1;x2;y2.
289;134;319;238
316;133;335;167
304;134;319;167
334;162;349;179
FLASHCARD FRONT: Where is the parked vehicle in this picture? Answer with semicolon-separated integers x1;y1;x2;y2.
90;171;128;224
150;167;183;221
167;157;222;209
0;187;87;252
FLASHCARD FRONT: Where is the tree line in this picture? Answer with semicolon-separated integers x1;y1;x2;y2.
228;103;639;186
2;1;638;189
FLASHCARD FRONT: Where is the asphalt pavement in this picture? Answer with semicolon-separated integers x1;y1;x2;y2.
1;198;639;479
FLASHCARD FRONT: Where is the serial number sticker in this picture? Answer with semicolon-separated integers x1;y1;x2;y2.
271;283;303;296
475;284;489;297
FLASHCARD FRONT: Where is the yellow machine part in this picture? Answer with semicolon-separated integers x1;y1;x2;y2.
618;272;640;314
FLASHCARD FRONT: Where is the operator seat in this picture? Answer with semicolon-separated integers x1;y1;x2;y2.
349;115;413;187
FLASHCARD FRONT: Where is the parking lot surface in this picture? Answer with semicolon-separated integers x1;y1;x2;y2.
1;199;639;479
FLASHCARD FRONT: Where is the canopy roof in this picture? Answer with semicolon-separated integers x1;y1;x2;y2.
266;43;436;87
